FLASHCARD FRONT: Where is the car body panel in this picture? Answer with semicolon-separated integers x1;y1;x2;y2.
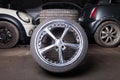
0;8;35;43
0;8;35;37
80;2;120;38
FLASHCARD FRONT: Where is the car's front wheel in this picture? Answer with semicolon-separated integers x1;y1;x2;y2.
30;18;88;73
94;21;120;47
0;21;19;48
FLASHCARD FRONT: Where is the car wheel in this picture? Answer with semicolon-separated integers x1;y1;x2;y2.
94;21;120;47
0;21;19;48
30;18;88;73
39;9;79;22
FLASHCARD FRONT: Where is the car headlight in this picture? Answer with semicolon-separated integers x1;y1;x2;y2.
17;11;30;23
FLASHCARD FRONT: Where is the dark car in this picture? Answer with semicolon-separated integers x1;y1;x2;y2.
80;0;120;47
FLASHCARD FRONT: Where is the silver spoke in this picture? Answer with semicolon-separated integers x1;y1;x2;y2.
60;27;69;39
45;28;57;41
105;37;110;43
101;34;108;39
111;35;116;38
101;31;107;34
106;27;109;33
111;30;117;35
64;43;79;49
40;44;56;54
109;37;113;42
110;27;114;33
58;46;64;64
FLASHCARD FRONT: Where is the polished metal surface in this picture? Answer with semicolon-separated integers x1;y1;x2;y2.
35;20;84;67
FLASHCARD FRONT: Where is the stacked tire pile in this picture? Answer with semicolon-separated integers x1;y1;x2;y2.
39;9;79;22
31;9;88;73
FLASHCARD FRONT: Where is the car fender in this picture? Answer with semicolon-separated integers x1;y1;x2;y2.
0;14;28;42
93;17;120;34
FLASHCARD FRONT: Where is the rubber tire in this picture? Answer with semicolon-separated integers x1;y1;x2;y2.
0;21;19;48
40;9;79;22
94;21;120;47
30;18;88;73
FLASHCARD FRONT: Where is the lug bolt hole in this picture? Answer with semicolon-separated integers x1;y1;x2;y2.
62;45;66;50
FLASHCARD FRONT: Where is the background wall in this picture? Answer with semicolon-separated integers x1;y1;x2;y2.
0;0;98;9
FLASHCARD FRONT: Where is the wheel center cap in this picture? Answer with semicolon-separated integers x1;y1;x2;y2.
108;33;112;37
56;40;63;46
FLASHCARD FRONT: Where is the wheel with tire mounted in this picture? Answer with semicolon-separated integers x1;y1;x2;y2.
30;18;88;73
0;21;19;48
39;9;79;22
94;21;120;47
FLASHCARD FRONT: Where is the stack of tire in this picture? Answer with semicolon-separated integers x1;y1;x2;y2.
39;9;79;22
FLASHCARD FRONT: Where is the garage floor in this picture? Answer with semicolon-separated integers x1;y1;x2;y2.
0;44;120;80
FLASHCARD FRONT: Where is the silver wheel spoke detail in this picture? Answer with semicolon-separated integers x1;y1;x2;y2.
106;27;109;33
45;28;57;41
111;30;117;35
60;27;69;39
110;27;114;33
101;31;107;34
109;37;113;42
101;25;119;44
40;44;56;54
58;47;64;64
105;37;110;43
102;34;108;39
64;43;79;49
111;35;116;38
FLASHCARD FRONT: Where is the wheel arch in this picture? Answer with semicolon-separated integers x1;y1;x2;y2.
0;14;28;43
93;17;120;34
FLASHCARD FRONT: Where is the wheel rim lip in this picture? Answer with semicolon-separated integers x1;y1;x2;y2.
100;24;120;45
0;27;12;43
34;20;84;67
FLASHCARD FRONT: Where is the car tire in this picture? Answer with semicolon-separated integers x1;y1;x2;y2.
94;21;120;47
39;9;79;22
30;18;88;73
0;21;19;48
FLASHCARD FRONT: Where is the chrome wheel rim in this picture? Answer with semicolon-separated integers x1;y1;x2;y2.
35;20;84;67
100;24;119;44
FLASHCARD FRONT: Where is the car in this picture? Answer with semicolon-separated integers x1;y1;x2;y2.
0;8;35;48
80;0;120;47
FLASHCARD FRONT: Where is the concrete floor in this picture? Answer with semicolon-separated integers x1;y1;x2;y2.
0;44;120;80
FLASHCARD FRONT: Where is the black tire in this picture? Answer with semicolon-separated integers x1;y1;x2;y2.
0;21;19;48
94;21;120;47
30;18;88;73
40;9;79;22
